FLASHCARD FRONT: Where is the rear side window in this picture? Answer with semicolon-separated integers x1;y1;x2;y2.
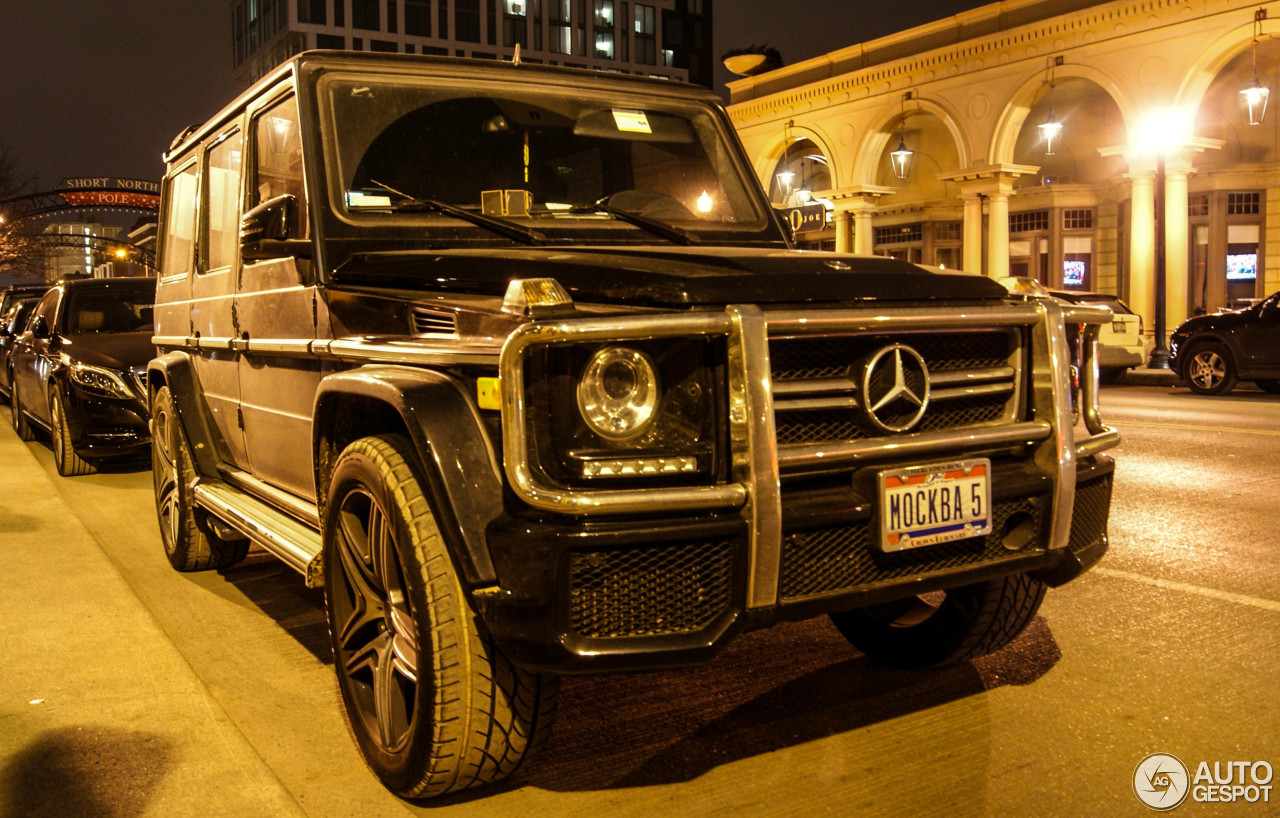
160;160;198;278
206;130;244;271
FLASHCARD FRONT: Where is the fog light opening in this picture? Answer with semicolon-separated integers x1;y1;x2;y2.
1000;511;1037;551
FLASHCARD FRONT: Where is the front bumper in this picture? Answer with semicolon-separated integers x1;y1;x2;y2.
65;389;151;459
476;454;1114;674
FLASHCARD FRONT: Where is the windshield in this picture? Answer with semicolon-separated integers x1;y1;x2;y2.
64;284;155;334
321;73;769;240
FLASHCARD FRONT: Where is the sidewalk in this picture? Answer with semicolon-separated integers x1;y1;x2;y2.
0;425;305;817
1117;365;1182;387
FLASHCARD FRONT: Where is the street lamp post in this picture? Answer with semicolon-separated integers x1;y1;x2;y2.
1149;152;1170;369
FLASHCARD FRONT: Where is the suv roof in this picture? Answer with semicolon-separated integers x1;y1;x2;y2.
166;50;723;165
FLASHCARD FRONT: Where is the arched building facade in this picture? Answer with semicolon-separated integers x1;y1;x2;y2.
727;0;1280;344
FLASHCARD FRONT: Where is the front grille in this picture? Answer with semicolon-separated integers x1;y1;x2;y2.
568;540;733;638
779;494;1047;601
1068;474;1112;553
770;328;1021;446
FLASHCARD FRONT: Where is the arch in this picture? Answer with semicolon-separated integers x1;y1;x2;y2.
851;94;971;188
990;62;1136;165
750;122;840;193
1175;17;1278;113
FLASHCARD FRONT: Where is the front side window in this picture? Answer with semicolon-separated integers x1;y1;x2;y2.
253;95;309;239
321;75;769;241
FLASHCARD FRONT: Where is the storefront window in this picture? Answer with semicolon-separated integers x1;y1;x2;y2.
1226;223;1259;307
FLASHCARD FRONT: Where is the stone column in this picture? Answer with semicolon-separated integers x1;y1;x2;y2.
852;202;876;256
962;194;984;275
1127;164;1157;338
1163;155;1193;329
986;191;1010;279
834;209;853;254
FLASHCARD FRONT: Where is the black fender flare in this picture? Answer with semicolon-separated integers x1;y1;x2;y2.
313;365;503;586
146;351;222;476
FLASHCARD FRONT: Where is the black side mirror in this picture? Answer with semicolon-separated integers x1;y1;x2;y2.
241;194;311;260
29;315;50;339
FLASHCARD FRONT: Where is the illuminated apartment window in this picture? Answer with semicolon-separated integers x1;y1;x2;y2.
595;32;614;58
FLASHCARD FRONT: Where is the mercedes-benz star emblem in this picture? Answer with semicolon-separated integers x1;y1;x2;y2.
859;343;930;432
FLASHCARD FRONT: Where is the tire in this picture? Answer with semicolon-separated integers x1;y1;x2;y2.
50;389;96;476
1254;379;1280;394
10;381;34;441
830;573;1047;669
323;434;559;799
151;385;248;570
1183;342;1237;396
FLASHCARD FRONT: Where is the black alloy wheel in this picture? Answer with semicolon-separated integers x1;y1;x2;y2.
151;385;247;570
1183;342;1238;396
323;434;558;798
50;389;95;476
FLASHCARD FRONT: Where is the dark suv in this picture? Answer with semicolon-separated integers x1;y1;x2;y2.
149;51;1119;799
1169;289;1280;395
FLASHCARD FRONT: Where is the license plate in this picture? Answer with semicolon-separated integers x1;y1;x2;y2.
1112;319;1128;333
877;458;992;552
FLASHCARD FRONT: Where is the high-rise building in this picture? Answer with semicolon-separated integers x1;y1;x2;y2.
231;0;713;88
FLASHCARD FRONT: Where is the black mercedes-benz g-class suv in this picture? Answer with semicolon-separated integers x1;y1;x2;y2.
149;51;1118;799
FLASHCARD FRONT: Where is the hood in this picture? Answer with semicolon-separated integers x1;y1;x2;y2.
332;247;1007;307
61;330;156;370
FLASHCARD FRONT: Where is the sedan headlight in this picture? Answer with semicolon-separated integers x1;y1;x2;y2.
576;347;659;440
69;362;134;399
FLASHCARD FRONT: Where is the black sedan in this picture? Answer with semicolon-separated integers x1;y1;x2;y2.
1169;289;1280;396
0;296;40;401
9;277;156;475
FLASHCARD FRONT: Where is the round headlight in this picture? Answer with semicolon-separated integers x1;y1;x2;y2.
577;347;660;440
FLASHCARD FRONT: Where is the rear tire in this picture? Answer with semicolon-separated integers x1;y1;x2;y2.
1183;342;1237;396
323;434;558;799
152;385;248;570
50;389;96;476
830;573;1047;669
10;382;34;441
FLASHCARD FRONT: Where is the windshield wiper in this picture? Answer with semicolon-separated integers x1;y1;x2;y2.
572;200;701;246
368;181;547;245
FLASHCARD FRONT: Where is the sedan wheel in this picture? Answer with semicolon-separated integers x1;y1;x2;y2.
1184;343;1237;396
50;390;96;476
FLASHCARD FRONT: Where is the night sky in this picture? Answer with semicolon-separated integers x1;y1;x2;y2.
0;1;987;193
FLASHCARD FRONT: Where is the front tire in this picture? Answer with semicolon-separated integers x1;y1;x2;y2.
50;389;96;476
830;573;1047;669
323;435;558;799
152;385;248;570
1183;342;1237;396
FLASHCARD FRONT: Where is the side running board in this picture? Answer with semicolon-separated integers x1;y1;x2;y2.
192;480;324;587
